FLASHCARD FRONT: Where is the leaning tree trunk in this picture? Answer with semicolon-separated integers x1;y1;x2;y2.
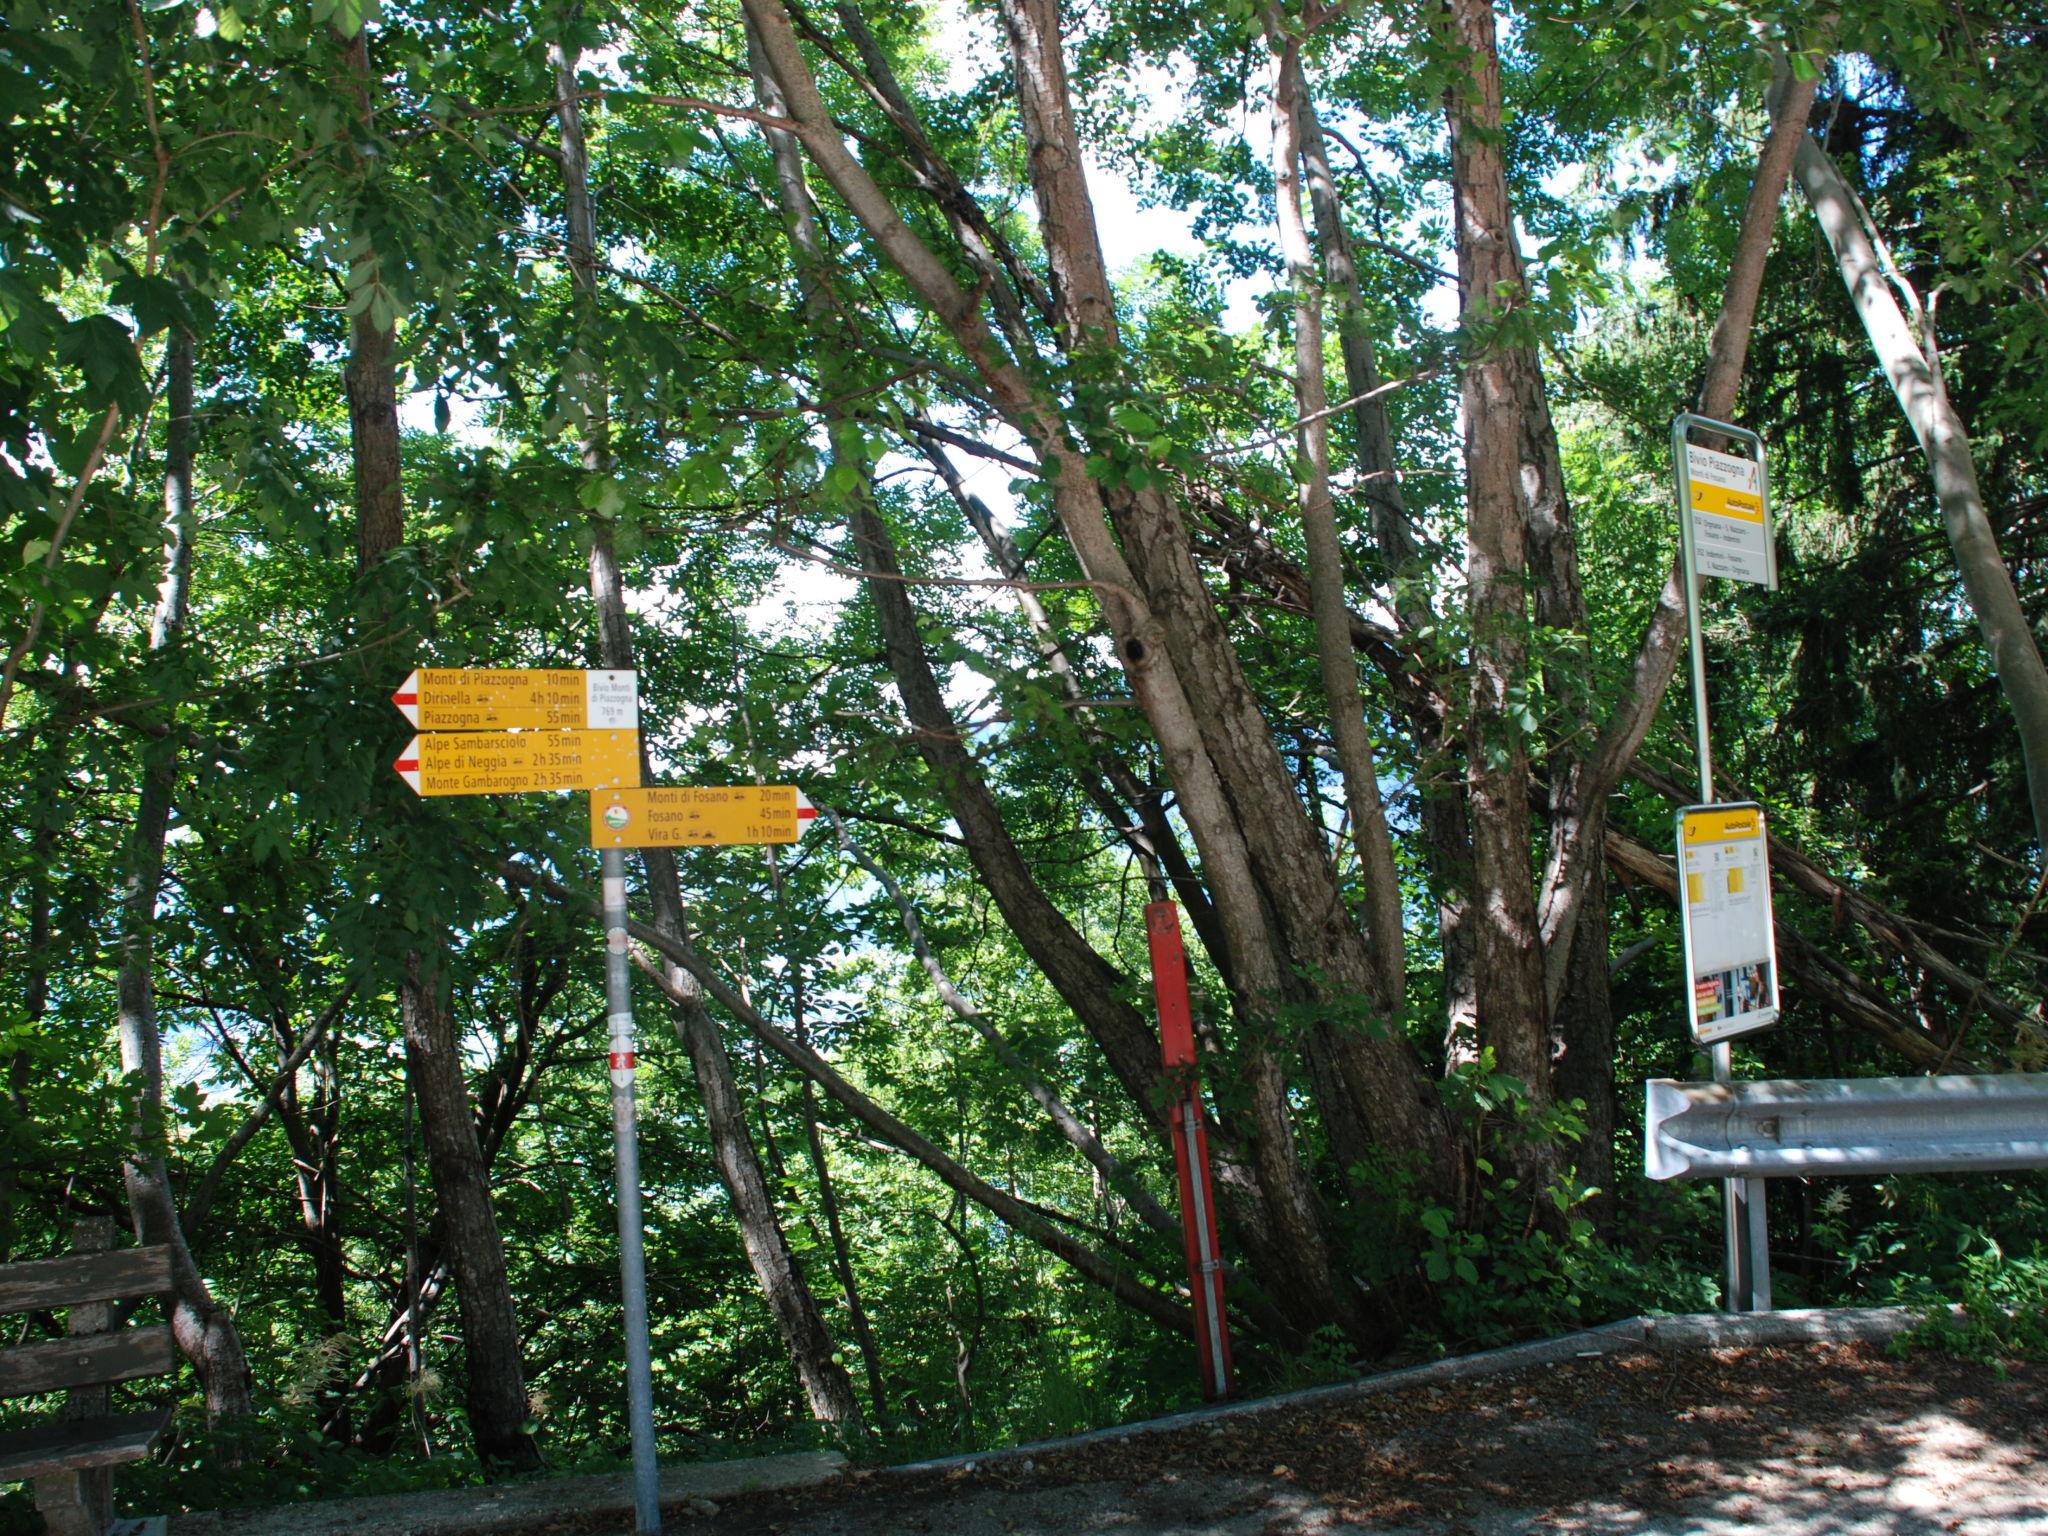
341;28;403;576
1537;55;1825;993
553;34;864;1432
1787;98;2048;859
1270;30;1406;1017
997;0;1452;1197
116;322;255;1424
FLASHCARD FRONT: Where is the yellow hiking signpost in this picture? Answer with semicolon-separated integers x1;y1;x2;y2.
1680;439;1774;587
386;665;815;1535
590;785;815;848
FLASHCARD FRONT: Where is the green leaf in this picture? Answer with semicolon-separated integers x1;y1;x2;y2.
109;271;195;340
55;314;141;412
316;0;380;37
577;476;626;518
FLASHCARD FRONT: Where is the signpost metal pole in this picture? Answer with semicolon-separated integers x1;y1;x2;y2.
1671;412;1773;1315
387;667;662;1517
601;845;662;1534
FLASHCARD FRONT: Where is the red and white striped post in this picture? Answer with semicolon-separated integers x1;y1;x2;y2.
1144;900;1232;1400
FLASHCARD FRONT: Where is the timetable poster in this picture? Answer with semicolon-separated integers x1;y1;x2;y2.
1677;803;1780;1045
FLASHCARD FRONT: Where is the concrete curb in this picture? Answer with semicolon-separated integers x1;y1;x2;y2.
880;1305;1929;1479
171;1450;848;1535
1641;1304;1926;1352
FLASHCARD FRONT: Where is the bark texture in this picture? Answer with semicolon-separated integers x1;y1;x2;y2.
1787;96;2048;858
341;30;404;575
1443;0;1553;1116
398;965;541;1471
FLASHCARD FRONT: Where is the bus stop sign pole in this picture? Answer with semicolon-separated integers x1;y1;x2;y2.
1672;411;1775;1315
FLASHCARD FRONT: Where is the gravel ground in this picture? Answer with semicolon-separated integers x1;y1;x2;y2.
672;1341;2047;1536
167;1330;2048;1536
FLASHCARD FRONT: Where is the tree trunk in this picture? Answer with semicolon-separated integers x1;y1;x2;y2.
398;964;541;1471
323;1011;546;1453
336;24;539;1468
555;35;864;1433
115;323;254;1424
1288;64;1432;635
1537;56;1823;988
1786;100;2048;858
1443;0;1553;1122
1270;31;1406;1015
1505;261;1614;1204
341;29;403;576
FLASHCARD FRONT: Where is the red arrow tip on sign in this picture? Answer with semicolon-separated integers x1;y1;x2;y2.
394;735;422;793
392;669;420;726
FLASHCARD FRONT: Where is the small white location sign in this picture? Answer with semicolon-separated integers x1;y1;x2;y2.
1682;443;1773;586
1677;803;1780;1045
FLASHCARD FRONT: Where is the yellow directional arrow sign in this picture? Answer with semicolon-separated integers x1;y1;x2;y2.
392;668;638;731
591;785;813;848
395;730;641;796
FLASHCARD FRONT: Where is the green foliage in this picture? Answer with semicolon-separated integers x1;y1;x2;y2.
1896;1249;2048;1367
3;0;2046;1512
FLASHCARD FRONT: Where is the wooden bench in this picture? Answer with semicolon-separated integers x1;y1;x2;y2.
0;1218;174;1536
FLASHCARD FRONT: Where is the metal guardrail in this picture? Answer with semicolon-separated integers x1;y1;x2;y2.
1645;1073;2048;1182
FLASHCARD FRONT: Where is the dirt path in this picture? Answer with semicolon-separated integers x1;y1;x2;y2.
169;1320;2047;1536
676;1341;2046;1535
